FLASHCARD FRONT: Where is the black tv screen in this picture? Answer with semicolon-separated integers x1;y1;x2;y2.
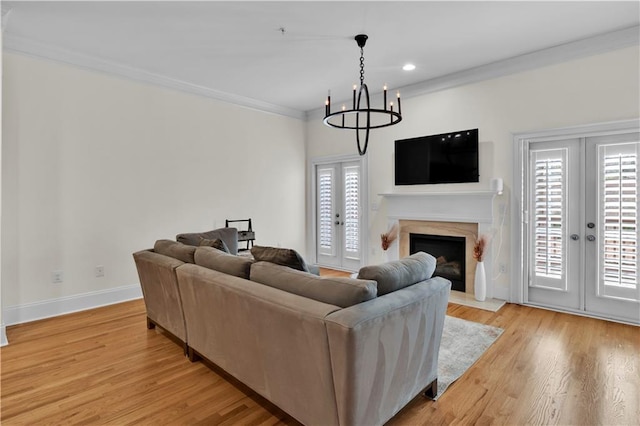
395;129;479;185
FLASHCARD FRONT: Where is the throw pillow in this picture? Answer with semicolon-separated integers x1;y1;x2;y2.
176;227;239;255
250;245;309;272
250;261;377;308
199;237;230;253
194;246;253;279
357;251;437;296
153;239;196;264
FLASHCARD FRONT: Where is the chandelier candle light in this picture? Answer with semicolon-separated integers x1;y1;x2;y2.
323;34;403;156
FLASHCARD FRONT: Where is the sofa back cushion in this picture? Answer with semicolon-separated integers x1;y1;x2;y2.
250;245;310;272
250;261;377;308
154;239;196;264
194;246;253;279
357;251;437;296
176;227;239;255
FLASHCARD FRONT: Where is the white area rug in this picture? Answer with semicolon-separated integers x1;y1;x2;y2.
434;316;504;400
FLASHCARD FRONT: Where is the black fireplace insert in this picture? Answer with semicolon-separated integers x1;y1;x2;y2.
410;233;466;292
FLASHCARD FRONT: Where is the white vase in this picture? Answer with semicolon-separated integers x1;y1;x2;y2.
474;261;486;302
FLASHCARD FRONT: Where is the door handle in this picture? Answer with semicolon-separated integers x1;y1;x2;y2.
570;234;580;241
586;235;596;242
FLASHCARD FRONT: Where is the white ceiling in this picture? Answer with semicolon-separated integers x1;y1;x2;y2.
2;1;639;117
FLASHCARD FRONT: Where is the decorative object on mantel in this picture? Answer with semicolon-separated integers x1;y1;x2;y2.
473;234;489;302
323;34;402;156
381;223;399;251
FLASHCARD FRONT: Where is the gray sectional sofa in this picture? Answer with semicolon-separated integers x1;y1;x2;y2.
133;231;451;426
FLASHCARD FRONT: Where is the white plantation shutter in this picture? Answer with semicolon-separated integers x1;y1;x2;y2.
599;142;639;300
343;165;360;257
317;167;336;256
530;148;568;290
315;159;364;271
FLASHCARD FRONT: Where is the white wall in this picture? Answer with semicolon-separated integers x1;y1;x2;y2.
2;52;306;323
306;46;640;299
0;20;6;345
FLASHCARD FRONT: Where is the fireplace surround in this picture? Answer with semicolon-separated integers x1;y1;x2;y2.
380;190;498;300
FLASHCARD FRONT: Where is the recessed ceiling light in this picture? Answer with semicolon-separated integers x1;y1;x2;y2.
402;63;416;71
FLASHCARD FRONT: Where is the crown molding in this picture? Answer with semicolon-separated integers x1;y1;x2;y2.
3;25;637;122
306;25;640;121
3;33;306;120
401;25;640;99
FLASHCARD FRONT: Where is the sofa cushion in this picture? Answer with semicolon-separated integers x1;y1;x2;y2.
250;261;377;308
154;239;196;264
194;246;253;279
199;237;230;253
250;245;309;272
357;251;437;296
176;227;239;255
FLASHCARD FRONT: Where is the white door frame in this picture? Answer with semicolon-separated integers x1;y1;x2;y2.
307;154;369;271
511;119;640;310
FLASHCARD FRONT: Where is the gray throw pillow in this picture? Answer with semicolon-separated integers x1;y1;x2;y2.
357;251;437;296
199;237;230;253
250;261;377;308
194;246;253;279
176;227;239;255
250;245;309;272
153;240;196;264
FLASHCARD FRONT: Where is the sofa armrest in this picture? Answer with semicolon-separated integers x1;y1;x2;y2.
133;249;188;342
324;277;450;426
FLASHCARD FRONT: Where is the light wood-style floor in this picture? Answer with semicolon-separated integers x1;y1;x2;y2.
2;269;638;425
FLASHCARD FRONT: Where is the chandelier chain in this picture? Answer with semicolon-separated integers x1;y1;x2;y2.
359;47;365;86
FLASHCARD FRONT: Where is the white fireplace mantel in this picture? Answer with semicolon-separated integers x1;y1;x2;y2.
379;191;497;223
379;190;502;301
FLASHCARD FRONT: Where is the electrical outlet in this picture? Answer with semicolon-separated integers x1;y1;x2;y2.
95;265;105;277
51;270;63;284
499;263;507;274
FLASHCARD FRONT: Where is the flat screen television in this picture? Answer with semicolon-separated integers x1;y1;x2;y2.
395;128;479;185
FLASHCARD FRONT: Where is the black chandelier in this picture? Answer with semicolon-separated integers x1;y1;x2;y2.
323;34;402;156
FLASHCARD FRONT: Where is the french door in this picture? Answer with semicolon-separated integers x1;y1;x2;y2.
315;160;363;271
525;131;640;324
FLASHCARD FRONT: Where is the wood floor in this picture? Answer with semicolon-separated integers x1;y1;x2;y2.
2;271;638;425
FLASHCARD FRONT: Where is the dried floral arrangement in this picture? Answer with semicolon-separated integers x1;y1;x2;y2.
473;234;489;262
381;223;399;251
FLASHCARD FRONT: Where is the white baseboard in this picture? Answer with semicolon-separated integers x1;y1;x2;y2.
3;283;143;329
1;324;7;347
